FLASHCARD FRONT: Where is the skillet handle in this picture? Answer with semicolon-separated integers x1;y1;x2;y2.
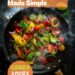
55;69;64;75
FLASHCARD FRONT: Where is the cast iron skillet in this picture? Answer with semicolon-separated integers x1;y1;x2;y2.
3;8;70;74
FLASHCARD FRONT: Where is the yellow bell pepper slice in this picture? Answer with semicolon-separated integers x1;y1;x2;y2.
26;21;35;33
58;44;65;52
26;61;34;65
10;32;27;46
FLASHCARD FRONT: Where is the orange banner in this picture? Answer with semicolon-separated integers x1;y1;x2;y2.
8;61;33;75
8;0;68;8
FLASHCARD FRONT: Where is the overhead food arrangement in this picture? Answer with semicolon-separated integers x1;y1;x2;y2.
9;14;65;65
4;8;69;73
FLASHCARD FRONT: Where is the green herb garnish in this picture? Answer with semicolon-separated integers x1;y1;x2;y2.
18;20;28;29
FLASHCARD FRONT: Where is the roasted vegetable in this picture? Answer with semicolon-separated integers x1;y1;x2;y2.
36;52;41;56
15;26;22;33
47;44;57;55
26;61;34;65
25;49;31;54
18;20;28;29
23;34;28;40
42;58;48;65
39;46;44;52
34;23;44;31
41;36;49;42
46;57;55;62
51;49;57;55
14;45;24;59
52;28;61;36
23;34;33;42
37;14;45;22
58;36;65;43
29;14;37;21
23;16;29;24
50;17;59;27
47;44;54;53
43;19;50;26
38;56;48;65
58;44;65;51
27;53;34;61
36;42;42;47
10;32;27;46
50;35;58;44
39;37;49;46
32;38;37;46
26;21;35;33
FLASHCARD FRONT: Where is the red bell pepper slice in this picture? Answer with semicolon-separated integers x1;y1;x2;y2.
25;49;31;54
43;19;50;26
15;25;22;33
34;25;41;31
